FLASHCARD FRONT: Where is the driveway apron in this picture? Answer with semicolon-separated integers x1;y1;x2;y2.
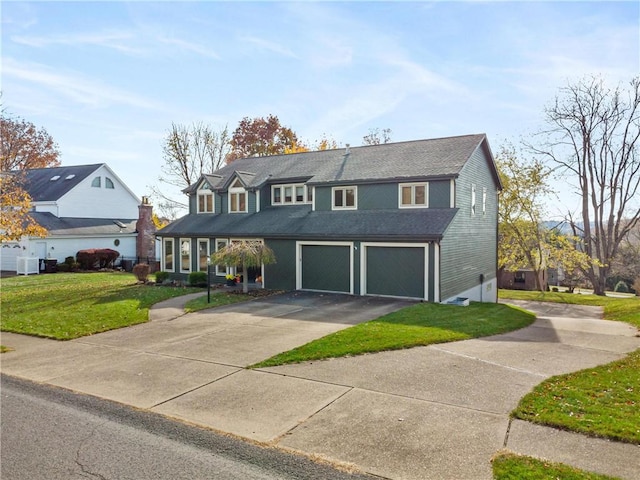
2;294;639;479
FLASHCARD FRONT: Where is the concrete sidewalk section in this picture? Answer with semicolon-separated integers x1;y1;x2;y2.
1;293;639;479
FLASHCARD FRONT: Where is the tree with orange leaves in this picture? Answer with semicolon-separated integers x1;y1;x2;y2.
1;113;60;241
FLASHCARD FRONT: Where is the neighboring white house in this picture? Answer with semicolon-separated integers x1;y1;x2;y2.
0;163;153;272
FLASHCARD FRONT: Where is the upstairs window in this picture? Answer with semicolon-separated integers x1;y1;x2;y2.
91;176;101;188
471;184;477;216
482;187;487;216
197;190;214;213
272;183;311;205
105;177;114;189
332;186;357;210
229;179;247;213
399;183;428;208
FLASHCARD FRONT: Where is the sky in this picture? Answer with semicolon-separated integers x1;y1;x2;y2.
2;0;639;219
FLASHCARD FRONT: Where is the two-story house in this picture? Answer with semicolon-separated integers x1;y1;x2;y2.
156;134;501;303
0;163;156;272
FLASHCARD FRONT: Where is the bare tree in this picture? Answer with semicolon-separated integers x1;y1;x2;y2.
362;127;392;145
150;122;230;218
532;76;640;295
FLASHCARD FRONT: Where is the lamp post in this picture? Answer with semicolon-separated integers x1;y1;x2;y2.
207;257;211;303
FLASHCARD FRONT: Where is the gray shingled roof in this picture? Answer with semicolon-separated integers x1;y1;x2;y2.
157;205;457;241
21;164;104;201
31;212;137;236
189;134;490;192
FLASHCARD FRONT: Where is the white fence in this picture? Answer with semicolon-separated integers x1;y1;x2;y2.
17;257;39;275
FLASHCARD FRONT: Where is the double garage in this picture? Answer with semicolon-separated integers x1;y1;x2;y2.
295;241;438;301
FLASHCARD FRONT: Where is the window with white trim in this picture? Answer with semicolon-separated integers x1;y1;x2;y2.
471;184;477;216
163;238;174;272
197;188;214;213
215;239;228;276
105;177;114;189
332;186;357;210
229;179;247;213
482;187;487;216
91;176;101;188
197;239;209;272
399;182;428;208
271;183;311;205
180;238;191;273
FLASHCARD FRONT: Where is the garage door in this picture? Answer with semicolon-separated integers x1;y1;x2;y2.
1;242;22;272
365;245;426;299
300;243;352;293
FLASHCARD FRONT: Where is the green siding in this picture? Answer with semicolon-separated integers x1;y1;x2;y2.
264;239;296;290
261;187;270;208
429;180;451;208
301;245;351;292
440;145;498;300
366;246;424;299
314;186;332;211
359;184;397;210
248;191;257;213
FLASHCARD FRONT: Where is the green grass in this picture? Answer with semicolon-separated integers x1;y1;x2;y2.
513;350;640;444
500;289;640;444
498;290;640;327
0;273;204;340
251;302;535;368
492;452;620;480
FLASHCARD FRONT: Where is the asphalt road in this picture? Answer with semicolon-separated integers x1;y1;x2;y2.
1;375;373;480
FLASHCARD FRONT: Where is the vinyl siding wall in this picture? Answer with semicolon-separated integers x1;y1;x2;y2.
439;145;498;302
314;181;451;211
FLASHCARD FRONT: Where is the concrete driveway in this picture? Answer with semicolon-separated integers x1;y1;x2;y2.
2;294;639;479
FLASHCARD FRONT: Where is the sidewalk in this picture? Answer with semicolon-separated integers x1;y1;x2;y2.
1;295;638;479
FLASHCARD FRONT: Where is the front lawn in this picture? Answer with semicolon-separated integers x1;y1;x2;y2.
500;289;640;445
498;290;640;327
251;302;535;368
0;273;204;340
492;452;619;480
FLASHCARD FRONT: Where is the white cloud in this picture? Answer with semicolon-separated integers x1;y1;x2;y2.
240;36;297;59
3;58;164;110
157;36;221;60
11;30;143;55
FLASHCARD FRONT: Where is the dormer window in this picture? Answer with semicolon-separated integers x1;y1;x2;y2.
229;179;247;213
91;176;101;188
105;177;114;189
271;183;311;206
332;186;357;210
399;182;428;208
197;187;214;213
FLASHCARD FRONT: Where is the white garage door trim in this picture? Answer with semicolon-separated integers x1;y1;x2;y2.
1;242;23;271
296;241;354;294
360;242;431;300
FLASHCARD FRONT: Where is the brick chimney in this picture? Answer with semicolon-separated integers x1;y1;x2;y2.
136;196;156;260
